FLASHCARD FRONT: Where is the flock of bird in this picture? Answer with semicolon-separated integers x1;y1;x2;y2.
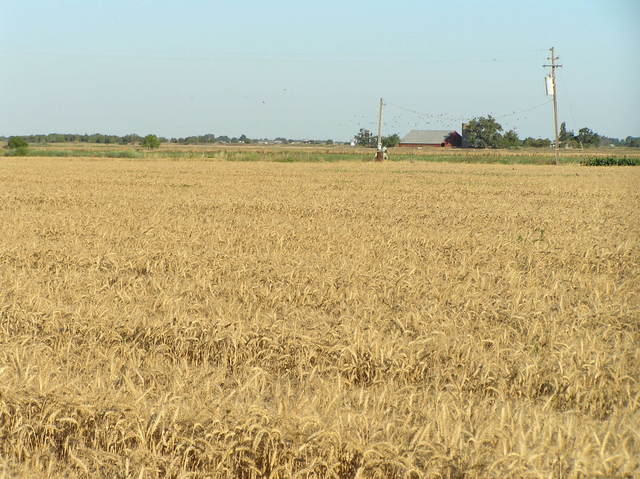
236;83;552;138
348;99;553;136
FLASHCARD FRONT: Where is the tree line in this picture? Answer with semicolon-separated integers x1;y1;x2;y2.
0;133;340;146
3;125;639;150
559;123;640;148
462;116;639;149
4;134;163;152
1;133;148;144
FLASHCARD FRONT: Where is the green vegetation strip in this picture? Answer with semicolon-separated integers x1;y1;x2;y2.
5;148;143;158
3;148;638;165
219;151;579;165
580;156;638;166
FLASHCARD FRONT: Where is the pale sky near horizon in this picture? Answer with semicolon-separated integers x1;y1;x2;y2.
1;0;639;141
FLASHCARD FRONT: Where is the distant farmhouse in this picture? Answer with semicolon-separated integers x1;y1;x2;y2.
398;130;462;148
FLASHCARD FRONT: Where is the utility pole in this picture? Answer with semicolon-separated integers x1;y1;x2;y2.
375;97;384;161
543;47;562;165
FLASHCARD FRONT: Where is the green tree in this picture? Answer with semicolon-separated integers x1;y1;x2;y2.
576;128;600;148
354;128;376;147
501;129;521;148
559;122;575;147
7;136;28;149
140;134;161;149
559;122;584;148
381;133;400;148
6;136;28;156
624;136;640;148
522;137;552;148
462;116;503;148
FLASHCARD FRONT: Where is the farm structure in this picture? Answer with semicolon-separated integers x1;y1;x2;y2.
399;129;462;148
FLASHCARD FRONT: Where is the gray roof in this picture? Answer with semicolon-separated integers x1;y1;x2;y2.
400;130;456;144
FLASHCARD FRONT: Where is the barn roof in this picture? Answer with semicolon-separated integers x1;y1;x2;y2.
400;130;457;144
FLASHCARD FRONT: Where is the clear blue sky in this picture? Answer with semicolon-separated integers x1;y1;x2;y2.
1;0;639;140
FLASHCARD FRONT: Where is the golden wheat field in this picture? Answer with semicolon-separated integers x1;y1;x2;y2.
0;156;638;478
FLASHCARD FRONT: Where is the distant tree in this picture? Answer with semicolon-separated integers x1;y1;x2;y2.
382;133;401;148
501;129;521;148
522;137;552;148
140;134;161;149
559;122;575;147
598;135;623;147
624;136;640;148
576;127;600;148
121;134;142;145
462;116;503;148
7;137;28;149
354;128;376;147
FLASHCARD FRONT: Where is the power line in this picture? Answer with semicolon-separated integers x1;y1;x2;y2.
492;100;552;119
385;99;552;126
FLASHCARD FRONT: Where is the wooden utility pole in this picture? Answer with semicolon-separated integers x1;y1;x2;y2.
375;97;384;161
544;47;562;165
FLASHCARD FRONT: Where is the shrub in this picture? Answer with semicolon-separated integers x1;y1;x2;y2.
7;137;28;149
141;134;161;149
580;156;638;166
8;146;29;156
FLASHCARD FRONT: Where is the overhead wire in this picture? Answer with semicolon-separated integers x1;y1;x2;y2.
386;99;552;126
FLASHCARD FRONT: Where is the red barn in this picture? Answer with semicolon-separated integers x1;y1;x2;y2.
398;130;462;148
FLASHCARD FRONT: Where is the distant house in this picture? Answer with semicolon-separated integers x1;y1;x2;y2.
398;130;462;148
